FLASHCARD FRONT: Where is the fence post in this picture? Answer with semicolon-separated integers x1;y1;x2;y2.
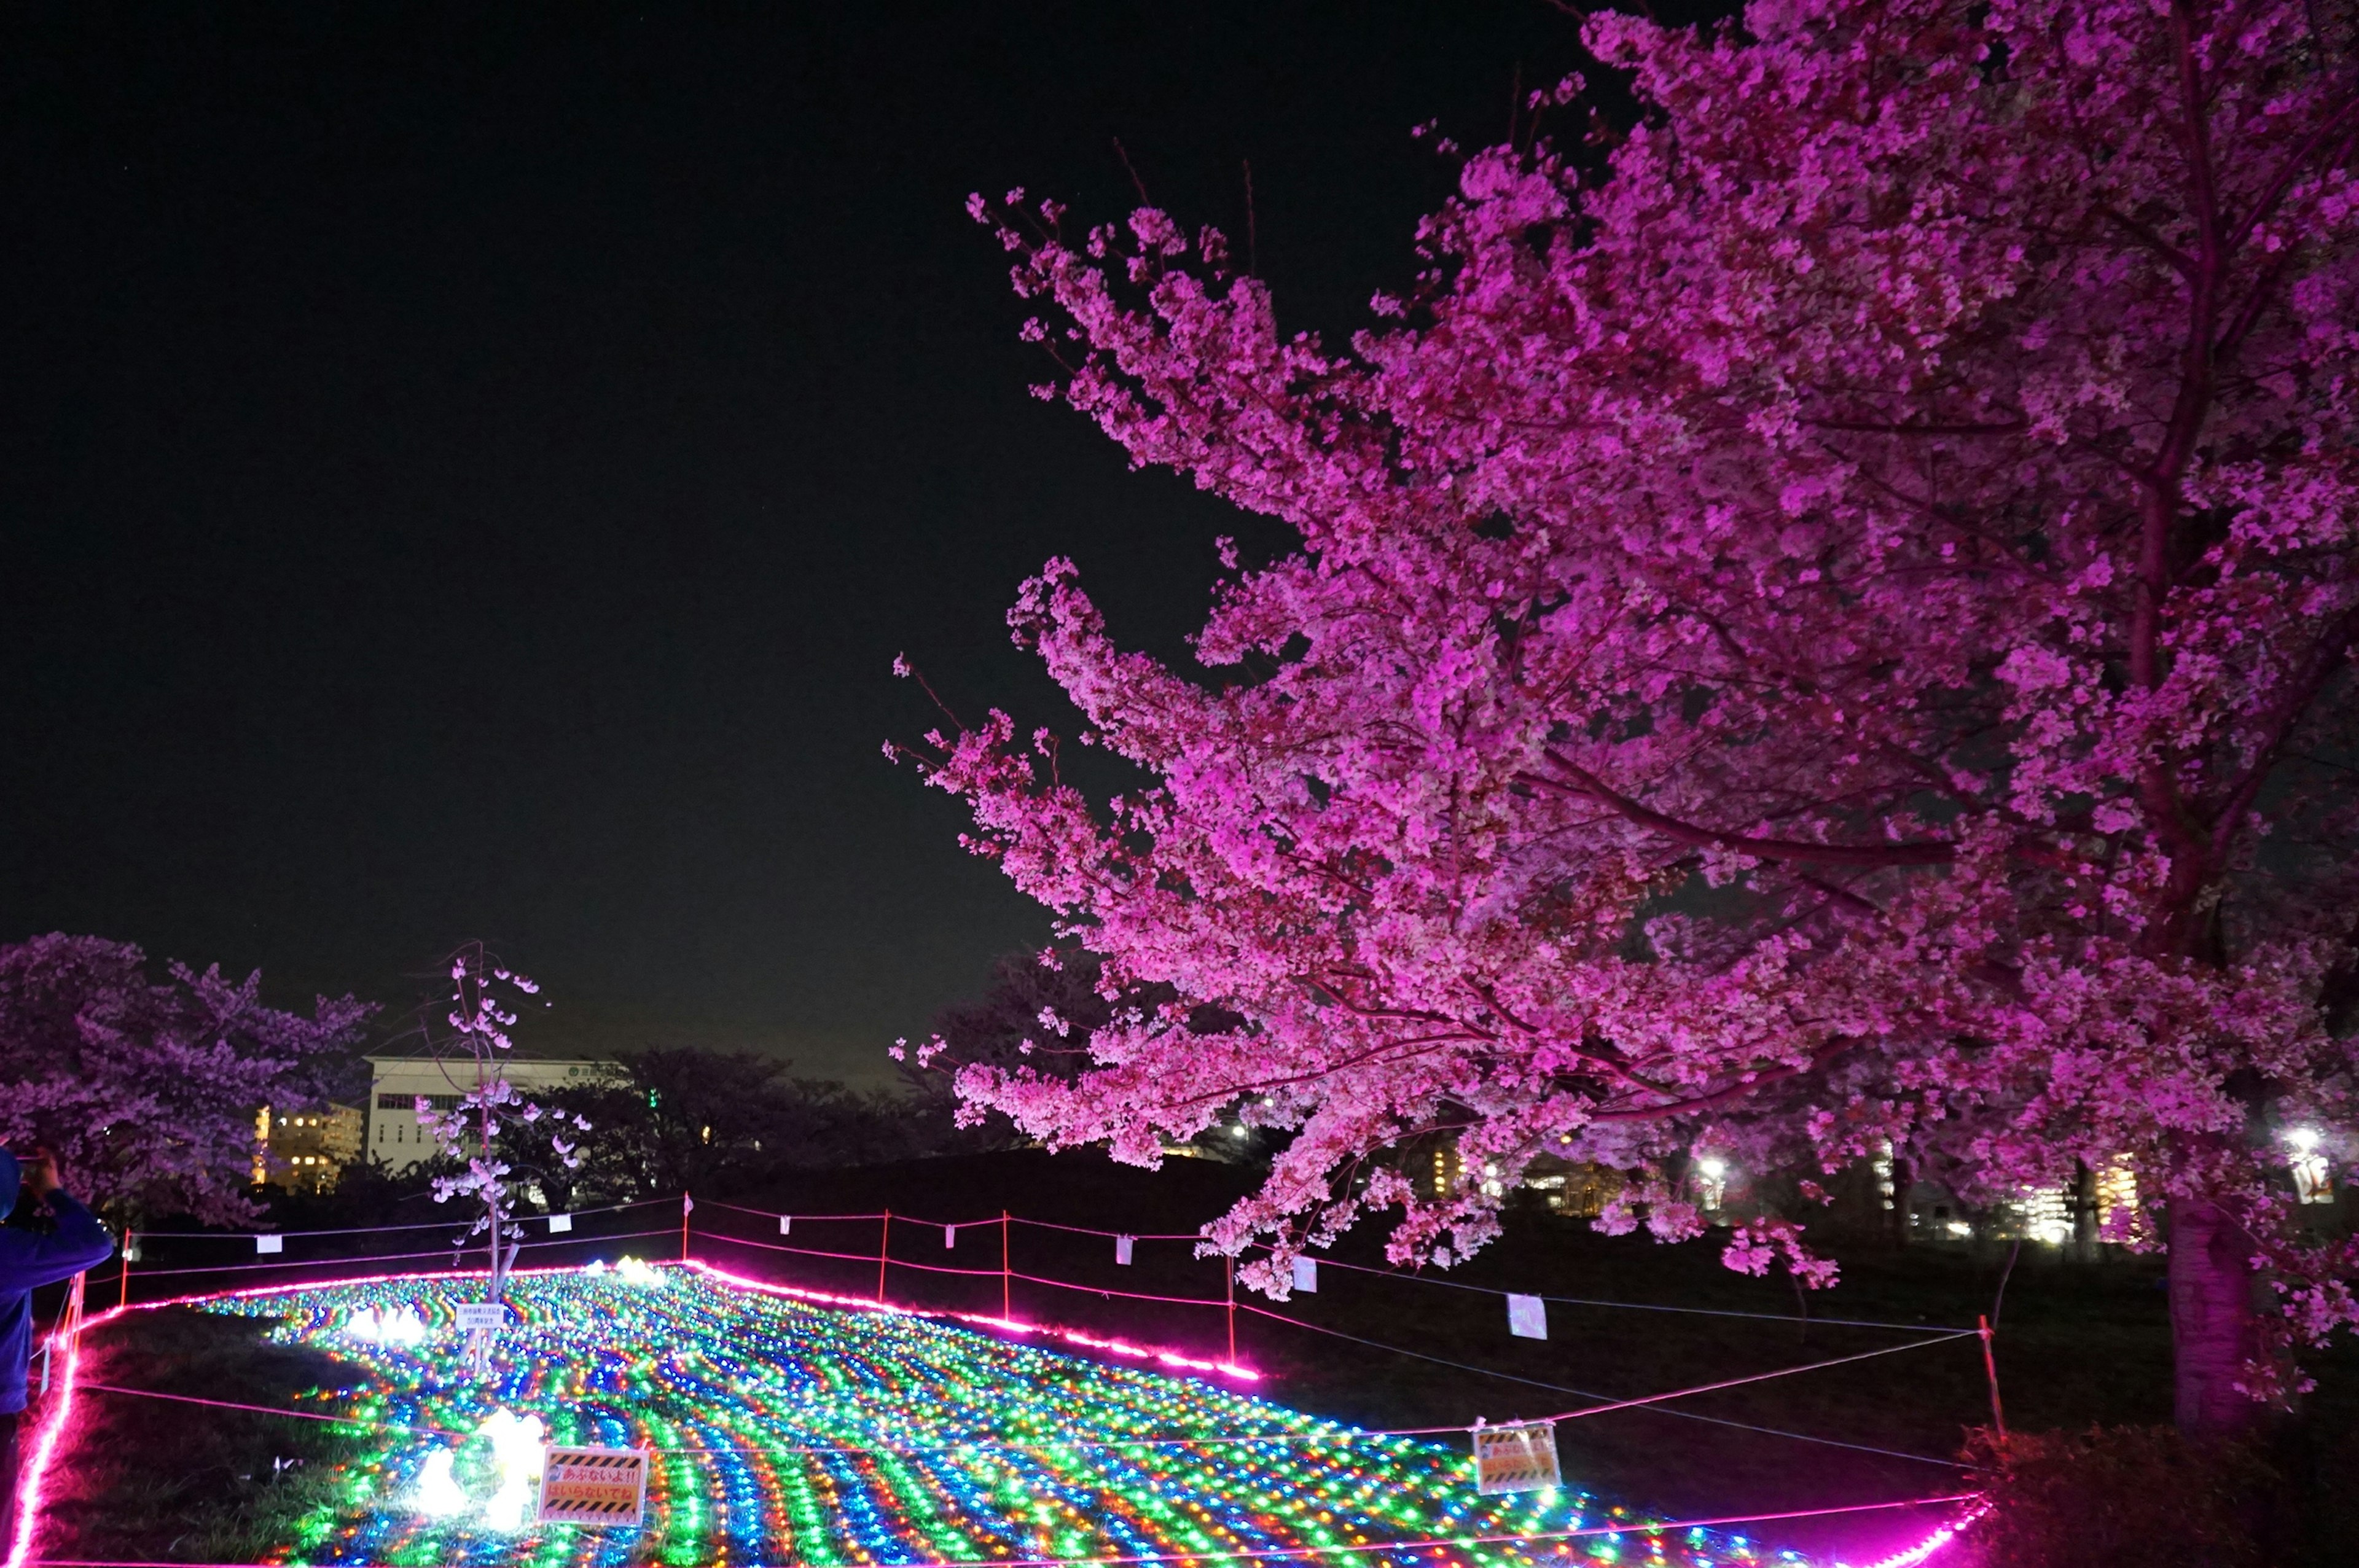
878;1210;892;1303
1000;1210;1012;1320
118;1230;134;1309
681;1192;693;1264
1226;1256;1237;1365
1978;1313;2006;1440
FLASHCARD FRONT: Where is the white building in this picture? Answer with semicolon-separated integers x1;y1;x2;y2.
366;1048;616;1174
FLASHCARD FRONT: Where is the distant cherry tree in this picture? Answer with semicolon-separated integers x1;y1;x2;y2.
0;932;372;1223
911;0;2359;1433
413;943;586;1302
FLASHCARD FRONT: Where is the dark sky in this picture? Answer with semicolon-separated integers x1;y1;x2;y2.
0;1;1587;1081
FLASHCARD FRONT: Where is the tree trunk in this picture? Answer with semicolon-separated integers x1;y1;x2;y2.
2169;1197;2267;1438
2070;1160;2100;1264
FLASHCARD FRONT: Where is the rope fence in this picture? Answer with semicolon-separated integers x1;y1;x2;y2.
69;1189;2001;1481
96;1190;1998;1441
10;1193;1995;1568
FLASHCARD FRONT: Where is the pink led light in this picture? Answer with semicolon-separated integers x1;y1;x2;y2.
1848;1502;1984;1568
6;1316;93;1568
678;1260;1260;1380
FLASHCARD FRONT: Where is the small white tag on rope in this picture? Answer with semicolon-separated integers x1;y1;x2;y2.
549;1213;573;1234
1507;1293;1547;1340
945;1224;957;1249
254;1234;283;1255
1115;1234;1135;1266
1291;1257;1318;1293
779;1214;792;1236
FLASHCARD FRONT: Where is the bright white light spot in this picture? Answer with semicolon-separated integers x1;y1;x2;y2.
1696;1158;1727;1179
367;1306;426;1348
616;1255;667;1287
2287;1127;2321;1152
411;1448;470;1518
478;1408;547;1531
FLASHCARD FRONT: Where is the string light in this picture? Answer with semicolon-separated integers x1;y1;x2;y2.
184;1262;1814;1566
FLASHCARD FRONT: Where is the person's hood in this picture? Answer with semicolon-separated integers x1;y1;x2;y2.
0;1148;17;1220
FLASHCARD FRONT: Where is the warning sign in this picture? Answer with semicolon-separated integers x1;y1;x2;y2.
455;1302;509;1333
536;1444;650;1527
1470;1420;1560;1496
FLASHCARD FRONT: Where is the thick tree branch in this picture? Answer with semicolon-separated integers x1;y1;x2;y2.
1587;1039;1856;1123
1528;753;1958;868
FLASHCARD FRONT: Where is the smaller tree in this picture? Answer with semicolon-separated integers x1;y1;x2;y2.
0;933;372;1223
412;944;585;1302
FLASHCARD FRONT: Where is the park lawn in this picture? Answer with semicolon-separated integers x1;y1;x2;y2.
34;1149;2358;1564
727;1151;2359;1561
33;1265;1831;1568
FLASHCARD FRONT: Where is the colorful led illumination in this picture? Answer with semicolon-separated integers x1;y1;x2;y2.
17;1263;1971;1567
29;1261;1831;1568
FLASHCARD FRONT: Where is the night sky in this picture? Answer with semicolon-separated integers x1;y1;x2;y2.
0;2;1587;1080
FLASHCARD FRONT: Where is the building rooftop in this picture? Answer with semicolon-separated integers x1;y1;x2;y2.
365;1042;614;1066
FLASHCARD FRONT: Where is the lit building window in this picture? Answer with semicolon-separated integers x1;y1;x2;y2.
2013;1185;2071;1245
1693;1156;1727;1212
2287;1129;2335;1205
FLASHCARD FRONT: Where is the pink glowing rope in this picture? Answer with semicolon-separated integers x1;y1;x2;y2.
1853;1502;1988;1568
6;1315;92;1568
677;1260;1259;1379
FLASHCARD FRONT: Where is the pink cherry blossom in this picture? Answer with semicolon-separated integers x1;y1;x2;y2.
915;0;2359;1431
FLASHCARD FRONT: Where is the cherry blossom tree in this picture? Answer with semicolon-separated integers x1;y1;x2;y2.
0;932;373;1223
907;0;2359;1435
413;943;586;1303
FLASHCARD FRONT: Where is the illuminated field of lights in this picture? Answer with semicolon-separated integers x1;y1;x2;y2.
175;1262;1803;1568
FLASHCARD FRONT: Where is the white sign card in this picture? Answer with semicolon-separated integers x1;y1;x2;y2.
455;1302;510;1332
537;1445;650;1527
1471;1421;1561;1496
945;1224;957;1249
1114;1234;1135;1266
1506;1293;1547;1340
548;1213;573;1234
1290;1257;1318;1293
779;1215;792;1236
254;1234;283;1254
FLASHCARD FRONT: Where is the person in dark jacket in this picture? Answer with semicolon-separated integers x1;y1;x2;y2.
0;1145;115;1542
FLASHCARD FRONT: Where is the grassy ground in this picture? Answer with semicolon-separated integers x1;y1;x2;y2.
34;1307;377;1564
33;1149;2359;1564
724;1150;2358;1559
